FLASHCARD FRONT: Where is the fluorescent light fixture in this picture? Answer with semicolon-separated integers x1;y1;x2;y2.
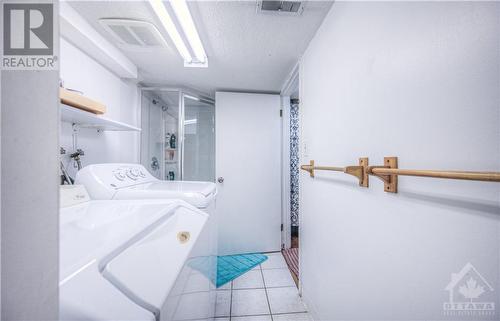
184;119;197;125
170;0;207;64
148;0;192;62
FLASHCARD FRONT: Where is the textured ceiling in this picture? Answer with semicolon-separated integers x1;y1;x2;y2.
67;1;333;96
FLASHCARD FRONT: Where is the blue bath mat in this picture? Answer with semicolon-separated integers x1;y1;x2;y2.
217;253;268;287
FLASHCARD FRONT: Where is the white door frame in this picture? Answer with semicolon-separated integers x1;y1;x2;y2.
280;63;300;249
280;95;292;249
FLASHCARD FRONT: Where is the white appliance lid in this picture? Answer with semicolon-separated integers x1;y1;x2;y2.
60;260;155;321
101;206;208;312
59;199;181;283
112;181;217;208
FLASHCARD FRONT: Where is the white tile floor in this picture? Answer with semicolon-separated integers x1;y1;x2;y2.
215;252;312;321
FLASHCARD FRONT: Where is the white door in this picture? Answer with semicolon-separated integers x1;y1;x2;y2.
216;92;282;255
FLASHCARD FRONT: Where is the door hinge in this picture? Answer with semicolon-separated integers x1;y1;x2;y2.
280;109;283;117
280;223;284;231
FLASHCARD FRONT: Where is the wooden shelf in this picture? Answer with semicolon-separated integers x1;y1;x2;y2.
60;87;107;114
61;104;141;132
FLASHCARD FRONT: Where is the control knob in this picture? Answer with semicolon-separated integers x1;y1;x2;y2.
126;169;139;180
114;171;126;181
130;168;141;177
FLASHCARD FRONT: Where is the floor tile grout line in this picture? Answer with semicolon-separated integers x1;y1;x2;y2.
272;311;309;316
231;285;298;291
220;311;309;318
260;257;274;321
229;280;233;321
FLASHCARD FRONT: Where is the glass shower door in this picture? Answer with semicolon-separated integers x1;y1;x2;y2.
140;93;164;179
181;95;215;182
141;90;179;180
162;91;180;181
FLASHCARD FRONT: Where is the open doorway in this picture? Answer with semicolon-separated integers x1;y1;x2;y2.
281;65;300;283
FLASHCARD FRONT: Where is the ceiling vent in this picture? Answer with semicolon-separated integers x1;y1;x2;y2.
257;1;304;15
99;19;169;50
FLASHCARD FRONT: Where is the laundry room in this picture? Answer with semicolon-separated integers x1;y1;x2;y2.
1;1;499;321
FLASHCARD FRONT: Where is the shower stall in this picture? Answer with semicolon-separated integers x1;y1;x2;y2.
140;88;215;182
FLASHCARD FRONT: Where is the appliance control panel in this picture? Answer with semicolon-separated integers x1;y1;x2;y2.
112;166;148;183
75;164;158;198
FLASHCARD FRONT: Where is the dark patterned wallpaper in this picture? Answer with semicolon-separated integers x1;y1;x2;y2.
290;102;299;227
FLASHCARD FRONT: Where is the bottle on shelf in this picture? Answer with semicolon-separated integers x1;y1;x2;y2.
165;133;171;148
170;134;176;149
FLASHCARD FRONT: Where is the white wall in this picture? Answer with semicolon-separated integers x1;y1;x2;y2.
1;72;60;321
1;8;60;319
60;38;140;178
299;2;499;320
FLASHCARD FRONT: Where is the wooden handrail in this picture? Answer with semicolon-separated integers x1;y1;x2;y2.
369;168;500;182
301;157;500;193
300;163;344;175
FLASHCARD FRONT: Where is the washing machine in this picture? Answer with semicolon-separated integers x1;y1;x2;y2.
60;185;213;321
75;163;218;312
74;164;217;215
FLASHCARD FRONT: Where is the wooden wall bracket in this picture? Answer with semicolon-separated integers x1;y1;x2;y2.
300;159;368;186
359;157;369;187
301;160;315;177
367;157;398;193
344;165;364;185
345;157;370;187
